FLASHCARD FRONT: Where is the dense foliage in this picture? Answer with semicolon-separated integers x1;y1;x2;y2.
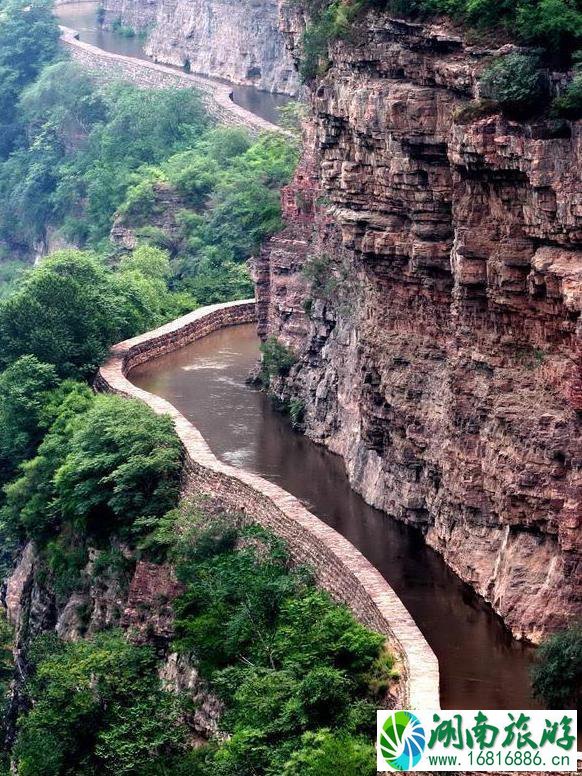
0;356;58;485
15;631;188;776
0;386;182;591
0;0;60;158
259;336;297;386
0;247;195;379
478;53;547;116
552;60;582;118
531;624;582;709
0;54;297;304
170;514;389;774
12;506;393;775
136;128;297;303
0;608;12;772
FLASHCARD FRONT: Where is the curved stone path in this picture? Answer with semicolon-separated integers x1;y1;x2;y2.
60;26;291;136
96;299;441;710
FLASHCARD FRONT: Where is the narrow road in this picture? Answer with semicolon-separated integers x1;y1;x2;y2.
60;25;292;136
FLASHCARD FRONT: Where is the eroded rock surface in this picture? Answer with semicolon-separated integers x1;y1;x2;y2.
256;8;582;641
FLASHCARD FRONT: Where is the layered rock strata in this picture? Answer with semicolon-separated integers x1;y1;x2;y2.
255;8;582;642
101;0;299;95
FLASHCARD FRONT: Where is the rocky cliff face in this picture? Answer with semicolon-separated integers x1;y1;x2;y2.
2;542;219;744
255;8;582;642
102;0;299;95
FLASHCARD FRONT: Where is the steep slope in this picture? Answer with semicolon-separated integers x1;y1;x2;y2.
255;8;582;642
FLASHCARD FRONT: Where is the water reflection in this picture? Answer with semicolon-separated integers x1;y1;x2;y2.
54;2;292;125
131;323;540;711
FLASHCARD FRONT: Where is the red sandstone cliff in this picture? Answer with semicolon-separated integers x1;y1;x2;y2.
254;9;582;642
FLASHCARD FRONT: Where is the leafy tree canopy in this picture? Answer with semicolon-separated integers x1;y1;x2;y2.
531;624;582;709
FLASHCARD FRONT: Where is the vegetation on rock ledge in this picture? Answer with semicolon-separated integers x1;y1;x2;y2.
296;0;582;117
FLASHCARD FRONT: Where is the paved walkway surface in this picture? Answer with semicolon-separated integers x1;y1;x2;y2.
60;26;292;136
97;299;441;711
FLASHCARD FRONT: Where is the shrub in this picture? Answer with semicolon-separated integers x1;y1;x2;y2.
0;251;124;378
289;398;305;426
516;0;582;53
552;72;582;119
531;624;582;709
452;99;499;124
171;512;391;774
303;253;338;300
300;0;367;81
297;1;582;77
53;394;182;535
111;17;136;37
0;355;58;482
479;53;547;115
259;336;297;385
283;729;376;776
14;631;187;776
0;392;181;544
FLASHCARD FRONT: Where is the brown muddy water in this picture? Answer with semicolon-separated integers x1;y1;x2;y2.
54;2;292;126
130;323;542;712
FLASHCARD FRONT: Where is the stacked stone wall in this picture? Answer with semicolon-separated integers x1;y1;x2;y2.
60;27;287;135
96;299;441;710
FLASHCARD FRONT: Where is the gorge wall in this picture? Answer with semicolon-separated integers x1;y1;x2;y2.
101;0;299;95
255;7;582;643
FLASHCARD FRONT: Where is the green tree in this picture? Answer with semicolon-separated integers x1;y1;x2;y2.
0;355;58;484
531;624;582;708
552;70;582;119
14;631;187;776
19;61;106;144
0;0;60;157
0;392;181;545
53;394;182;536
516;0;582;52
283;729;375;775
259;336;297;385
479;53;546;115
0;250;123;377
0;382;94;543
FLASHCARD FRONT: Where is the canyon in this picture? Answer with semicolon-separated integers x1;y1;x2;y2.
255;6;582;643
100;0;300;94
2;0;581;768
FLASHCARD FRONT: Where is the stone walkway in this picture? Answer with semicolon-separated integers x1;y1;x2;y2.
96;299;441;711
60;26;291;136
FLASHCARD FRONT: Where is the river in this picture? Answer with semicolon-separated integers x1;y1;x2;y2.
56;0;546;718
130;323;542;712
54;2;292;126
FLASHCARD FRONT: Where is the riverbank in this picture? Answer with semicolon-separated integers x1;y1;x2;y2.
59;25;290;135
96;299;441;711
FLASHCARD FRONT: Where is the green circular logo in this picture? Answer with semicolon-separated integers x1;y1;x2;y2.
380;711;426;771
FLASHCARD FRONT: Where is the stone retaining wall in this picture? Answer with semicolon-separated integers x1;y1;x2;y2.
60;27;287;135
96;299;440;710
